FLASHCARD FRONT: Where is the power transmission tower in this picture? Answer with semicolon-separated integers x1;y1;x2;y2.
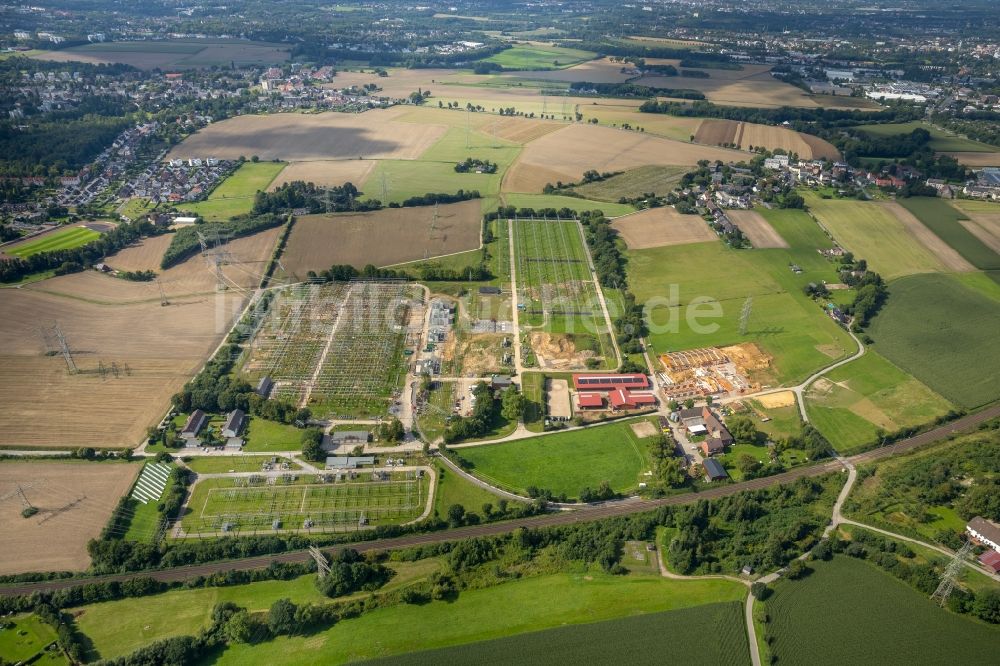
930;541;973;606
380;171;390;204
465;107;471;149
155;278;169;306
0;482;35;509
309;546;331;579
53;324;78;374
738;295;753;336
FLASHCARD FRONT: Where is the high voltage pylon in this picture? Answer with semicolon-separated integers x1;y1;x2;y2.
0;482;36;509
930;541;973;606
155;278;169;306
380;171;390;204
309;546;331;579
465;107;471;149
738;295;753;336
41;323;78;374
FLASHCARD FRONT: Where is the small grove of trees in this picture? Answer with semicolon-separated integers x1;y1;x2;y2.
314;549;393;598
454;157;497;174
443;382;501;444
301;428;324;462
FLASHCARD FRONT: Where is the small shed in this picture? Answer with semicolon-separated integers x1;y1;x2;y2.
703;458;729;482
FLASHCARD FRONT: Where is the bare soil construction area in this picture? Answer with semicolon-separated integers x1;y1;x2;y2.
547;378;572;419
269;160;377;191
611;207;717;249
504;124;740;193
757;390;796;409
281;200;482;275
529;332;599;370
0;461;140;574
694;119;840;160
167;108;446;162
881;202;976;272
0;231;278;449
726;210;789;249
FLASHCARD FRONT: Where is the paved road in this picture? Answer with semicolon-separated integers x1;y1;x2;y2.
3;404;997;598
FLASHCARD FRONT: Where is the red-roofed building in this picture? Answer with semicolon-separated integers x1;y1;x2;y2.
980;550;1000;574
609;387;657;411
576;392;605;410
572;373;650;391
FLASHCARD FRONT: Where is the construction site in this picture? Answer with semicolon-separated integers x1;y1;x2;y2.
656;343;772;401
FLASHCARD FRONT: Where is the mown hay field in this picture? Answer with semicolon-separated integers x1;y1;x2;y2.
726;210;788;249
269;160;377;191
211;572;747;664
280;200;482;274
4;225;102;258
805;194;948;280
572;165;688;201
766;556;1000;665
483;44;596;70
182;161;286;221
504;124;741;193
951;200;1000;254
897;197;1000;272
0;461;140;574
33;39;289;70
866;273;1000;409
612;207;717;249
167;108;446;162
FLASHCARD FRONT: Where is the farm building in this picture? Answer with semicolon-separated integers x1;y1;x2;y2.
324;456;375;470
181;409;207;439
702;407;733;447
979;550;1000;574
572;373;650;391
256;376;273;398
701;438;725;457
491;375;513;390
703;458;729;482
967;517;1000;553
221;409;247;438
322;430;370;452
609;387;657;411
576;392;605;410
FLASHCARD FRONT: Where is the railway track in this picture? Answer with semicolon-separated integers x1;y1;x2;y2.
2;405;997;598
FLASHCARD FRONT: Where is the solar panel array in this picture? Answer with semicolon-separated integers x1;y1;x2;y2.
130;462;171;504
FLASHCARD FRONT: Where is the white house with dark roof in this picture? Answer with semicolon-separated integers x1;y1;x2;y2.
967;517;1000;553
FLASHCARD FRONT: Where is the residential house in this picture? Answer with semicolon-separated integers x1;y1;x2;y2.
967;517;1000;553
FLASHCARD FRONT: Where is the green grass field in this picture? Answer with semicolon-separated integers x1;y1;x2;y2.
765;556;1000;665
242;418;305;452
122;495;162;543
855;121;998;153
183;456;299;474
628;230;853;385
372;602;749;666
897;197;1000;272
867;273;1000;409
805;193;946;279
0;614;66;665
483;44;596;70
502;193;635;217
182;161;286;221
805;350;953;453
210;572;746;665
744;399;802;441
456;419;654;498
570;165;687;202
432;460;514;517
6;226;102;258
74;560;442;660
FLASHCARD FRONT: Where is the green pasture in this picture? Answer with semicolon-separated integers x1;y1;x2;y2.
182;161;285;221
431;460;514;517
0;614;65;665
211;572;746;664
854;121;998;153
805;350;954;453
502;193;635;217
6;226;101;257
866;273;1000;409
765;556;1000;665
483;44;596;70
628;234;853;385
240;418;304;452
74;560;442;660
456;419;655;499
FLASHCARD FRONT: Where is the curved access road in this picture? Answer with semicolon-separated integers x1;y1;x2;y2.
2;404;997;598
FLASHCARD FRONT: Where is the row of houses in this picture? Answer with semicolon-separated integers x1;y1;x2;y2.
180;408;246;448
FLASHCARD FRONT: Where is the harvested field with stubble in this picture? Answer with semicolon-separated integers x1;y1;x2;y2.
941;152;1000;167
504;124;740;193
693;119;839;160
281;200;482;274
726;210;789;248
956;209;1000;254
0;461;140;574
269;160;377;191
33;39;290;70
167;108;446;162
612;207;717;249
500;57;634;84
0;230;279;449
